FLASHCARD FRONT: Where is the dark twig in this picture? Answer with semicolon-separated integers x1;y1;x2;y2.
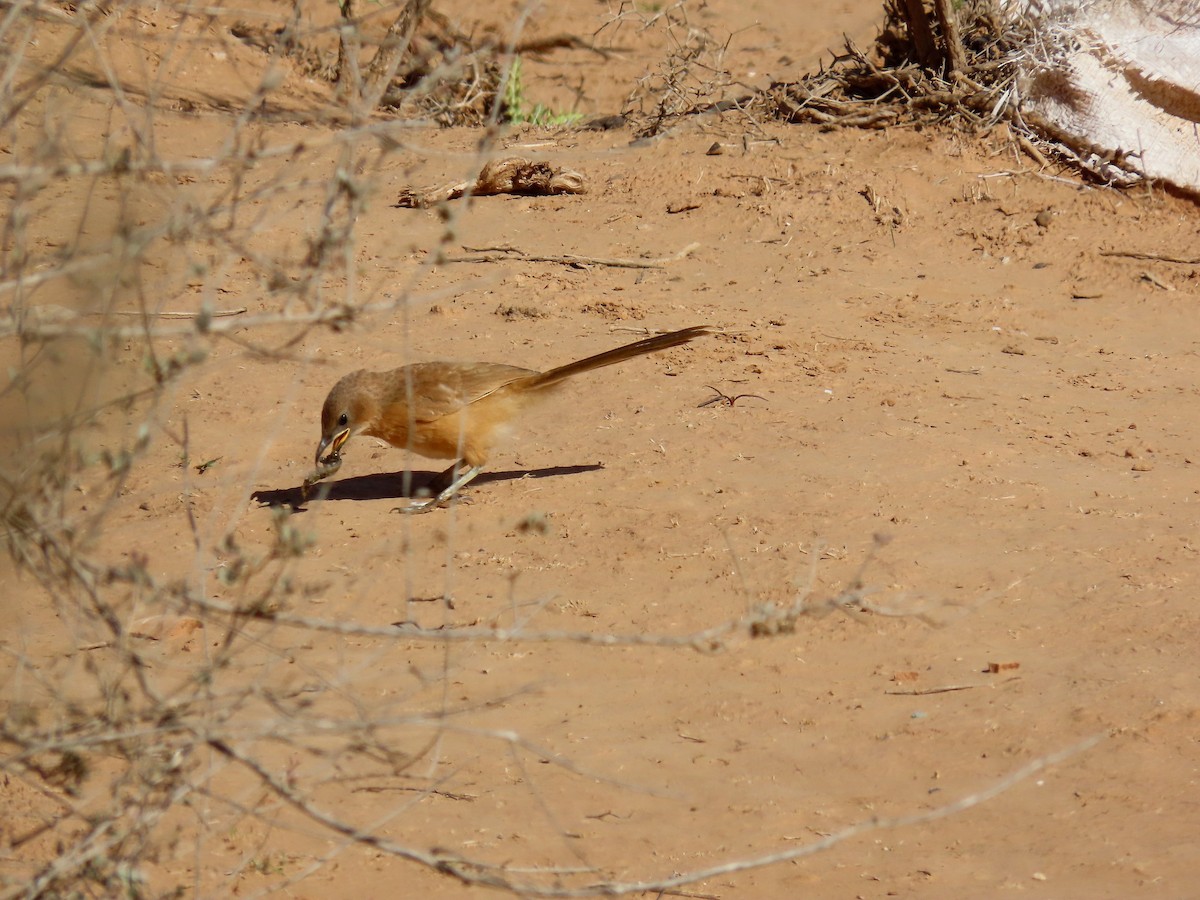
699;385;768;408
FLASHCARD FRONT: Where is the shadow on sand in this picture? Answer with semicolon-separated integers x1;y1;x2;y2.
251;464;604;511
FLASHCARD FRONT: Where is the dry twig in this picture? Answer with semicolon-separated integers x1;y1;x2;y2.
450;241;701;269
1099;250;1200;265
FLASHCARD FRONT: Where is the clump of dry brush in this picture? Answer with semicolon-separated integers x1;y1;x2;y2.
754;0;1137;184
756;1;1022;129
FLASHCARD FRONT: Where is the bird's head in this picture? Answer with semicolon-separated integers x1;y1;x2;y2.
316;371;380;467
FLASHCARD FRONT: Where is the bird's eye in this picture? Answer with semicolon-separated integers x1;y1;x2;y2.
338;413;348;427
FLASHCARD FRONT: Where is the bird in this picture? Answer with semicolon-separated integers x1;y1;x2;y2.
309;325;711;511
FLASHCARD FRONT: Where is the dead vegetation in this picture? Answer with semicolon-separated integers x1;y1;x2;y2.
754;0;1157;186
394;157;587;208
753;1;1030;144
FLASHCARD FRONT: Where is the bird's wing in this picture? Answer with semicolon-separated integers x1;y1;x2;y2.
386;362;537;422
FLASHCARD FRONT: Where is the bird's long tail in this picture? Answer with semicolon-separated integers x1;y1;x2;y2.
526;325;711;390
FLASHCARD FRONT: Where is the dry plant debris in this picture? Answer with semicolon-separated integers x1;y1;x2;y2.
698;385;768;408
757;1;1021;133
393;157;587;208
752;0;1157;187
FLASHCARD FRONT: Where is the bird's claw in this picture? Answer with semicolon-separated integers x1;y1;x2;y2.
390;502;437;514
390;492;473;514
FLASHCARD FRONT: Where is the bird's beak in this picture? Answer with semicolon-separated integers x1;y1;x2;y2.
315;428;351;467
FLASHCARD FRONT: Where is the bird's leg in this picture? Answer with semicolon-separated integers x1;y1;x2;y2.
429;463;485;507
433;460;463;490
394;462;485;514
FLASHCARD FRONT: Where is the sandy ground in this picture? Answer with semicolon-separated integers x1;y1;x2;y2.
3;0;1200;897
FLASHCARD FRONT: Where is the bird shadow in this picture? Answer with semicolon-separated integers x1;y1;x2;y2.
251;464;604;511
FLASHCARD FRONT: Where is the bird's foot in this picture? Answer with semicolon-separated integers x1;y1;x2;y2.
390;493;473;514
391;464;484;513
390;499;439;514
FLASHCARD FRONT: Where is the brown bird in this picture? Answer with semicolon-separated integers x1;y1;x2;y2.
310;325;711;511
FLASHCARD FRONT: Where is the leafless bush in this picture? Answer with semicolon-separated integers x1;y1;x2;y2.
758;0;1023;132
601;0;740;138
0;1;475;894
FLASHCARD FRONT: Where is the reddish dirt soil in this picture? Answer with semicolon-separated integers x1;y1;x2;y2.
3;0;1199;897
